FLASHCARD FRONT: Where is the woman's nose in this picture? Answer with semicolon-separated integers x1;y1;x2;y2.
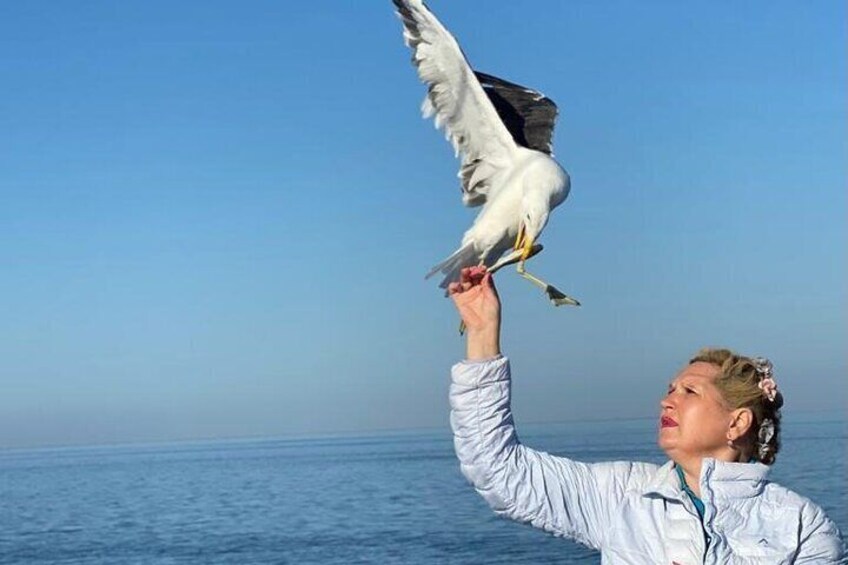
660;396;673;411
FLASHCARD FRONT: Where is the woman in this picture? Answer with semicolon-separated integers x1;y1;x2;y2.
447;267;846;564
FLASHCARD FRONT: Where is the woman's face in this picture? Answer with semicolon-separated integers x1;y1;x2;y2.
658;361;733;461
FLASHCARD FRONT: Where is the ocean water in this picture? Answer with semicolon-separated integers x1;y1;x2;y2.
0;417;844;564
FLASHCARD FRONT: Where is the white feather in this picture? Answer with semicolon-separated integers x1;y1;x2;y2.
393;0;571;288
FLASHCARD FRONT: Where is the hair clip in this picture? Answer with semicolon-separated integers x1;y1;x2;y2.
753;357;778;402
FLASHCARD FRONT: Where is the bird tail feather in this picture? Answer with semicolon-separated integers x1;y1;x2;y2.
425;242;478;289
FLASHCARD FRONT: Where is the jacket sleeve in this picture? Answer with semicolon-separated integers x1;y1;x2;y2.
450;355;640;550
793;502;848;564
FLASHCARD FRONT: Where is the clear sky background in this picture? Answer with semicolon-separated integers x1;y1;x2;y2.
1;1;844;448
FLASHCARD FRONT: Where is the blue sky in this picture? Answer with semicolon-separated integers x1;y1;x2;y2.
1;1;844;448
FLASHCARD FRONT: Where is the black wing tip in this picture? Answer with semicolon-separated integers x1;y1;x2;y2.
474;70;526;91
474;69;557;108
392;0;412;21
474;69;559;154
392;0;428;14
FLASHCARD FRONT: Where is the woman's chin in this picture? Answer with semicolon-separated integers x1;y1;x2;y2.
657;433;676;453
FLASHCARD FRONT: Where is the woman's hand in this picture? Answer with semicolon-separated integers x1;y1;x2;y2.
448;266;501;360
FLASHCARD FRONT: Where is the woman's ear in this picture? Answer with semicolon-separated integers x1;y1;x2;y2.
727;408;754;441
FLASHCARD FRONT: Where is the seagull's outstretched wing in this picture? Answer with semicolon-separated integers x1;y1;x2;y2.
393;0;518;207
475;71;559;156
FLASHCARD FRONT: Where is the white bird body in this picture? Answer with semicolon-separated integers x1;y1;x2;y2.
393;0;579;306
460;147;569;263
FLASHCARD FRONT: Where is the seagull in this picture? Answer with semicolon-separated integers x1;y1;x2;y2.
392;0;580;308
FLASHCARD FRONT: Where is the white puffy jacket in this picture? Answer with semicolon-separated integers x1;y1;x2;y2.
450;356;847;564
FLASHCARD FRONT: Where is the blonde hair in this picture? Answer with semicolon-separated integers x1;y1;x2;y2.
689;348;784;465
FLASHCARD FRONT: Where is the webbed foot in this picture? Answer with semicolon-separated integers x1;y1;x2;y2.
545;285;581;307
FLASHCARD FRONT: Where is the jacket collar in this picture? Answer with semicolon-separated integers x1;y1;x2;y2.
700;457;770;499
641;460;683;500
641;458;770;501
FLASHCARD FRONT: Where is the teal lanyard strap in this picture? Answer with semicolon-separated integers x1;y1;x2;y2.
675;464;706;522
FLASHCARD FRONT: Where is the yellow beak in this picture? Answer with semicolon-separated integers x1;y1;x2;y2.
522;232;534;261
514;222;534;261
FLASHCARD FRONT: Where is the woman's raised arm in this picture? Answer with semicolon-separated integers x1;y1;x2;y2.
447;268;652;550
447;267;501;360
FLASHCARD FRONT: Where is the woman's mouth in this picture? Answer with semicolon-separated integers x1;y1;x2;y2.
660;416;678;428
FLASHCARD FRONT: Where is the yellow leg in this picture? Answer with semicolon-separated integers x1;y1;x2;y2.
488;244;543;274
517;261;580;307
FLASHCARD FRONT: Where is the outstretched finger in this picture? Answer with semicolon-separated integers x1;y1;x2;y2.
459;267;474;285
469;267;486;284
